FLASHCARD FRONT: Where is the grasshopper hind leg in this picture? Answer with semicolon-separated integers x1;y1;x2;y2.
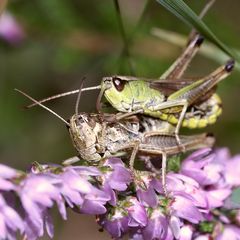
140;154;168;195
129;141;141;171
129;141;168;195
160;1;216;80
161;152;168;195
160;34;204;80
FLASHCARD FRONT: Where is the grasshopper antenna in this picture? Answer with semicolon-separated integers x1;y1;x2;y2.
75;77;86;118
26;85;102;109
15;88;70;126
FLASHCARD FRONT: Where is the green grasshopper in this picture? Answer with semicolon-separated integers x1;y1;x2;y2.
24;2;231;136
25;33;234;136
16;88;214;193
98;34;234;135
95;0;232;135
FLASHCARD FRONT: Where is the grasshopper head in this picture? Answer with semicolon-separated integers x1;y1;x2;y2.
102;76;133;112
68;114;105;163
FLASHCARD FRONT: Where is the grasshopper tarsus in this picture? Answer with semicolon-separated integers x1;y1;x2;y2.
225;59;235;72
195;35;204;47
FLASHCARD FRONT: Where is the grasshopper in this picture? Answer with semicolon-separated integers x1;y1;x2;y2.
68;112;214;193
23;2;232;136
96;1;233;135
98;35;234;135
16;88;215;193
25;34;235;136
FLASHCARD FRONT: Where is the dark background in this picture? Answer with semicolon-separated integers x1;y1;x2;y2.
1;0;240;239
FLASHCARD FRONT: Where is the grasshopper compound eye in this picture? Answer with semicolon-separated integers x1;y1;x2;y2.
112;77;126;92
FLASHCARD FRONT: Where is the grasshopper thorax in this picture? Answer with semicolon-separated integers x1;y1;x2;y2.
68;114;106;163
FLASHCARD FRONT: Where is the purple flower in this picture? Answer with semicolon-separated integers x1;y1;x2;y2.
59;167;110;215
0;164;17;191
0;12;25;44
0;147;240;240
142;209;168;240
98;209;129;239
224;154;240;187
181;149;222;186
127;197;148;228
179;225;193;240
100;158;132;206
0;164;18;179
170;193;204;224
194;235;211;240
216;225;240;240
135;172;158;208
0;194;24;239
207;188;231;208
23;207;54;240
102;158;132;191
18;174;61;239
97;196;148;239
181;148;233;209
137;186;158;208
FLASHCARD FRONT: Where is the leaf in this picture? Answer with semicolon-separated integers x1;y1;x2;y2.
155;0;238;61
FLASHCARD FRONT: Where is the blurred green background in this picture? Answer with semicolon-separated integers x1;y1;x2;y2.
1;0;240;239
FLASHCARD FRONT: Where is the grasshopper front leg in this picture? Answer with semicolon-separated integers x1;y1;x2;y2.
148;98;188;135
62;156;80;165
115;109;144;121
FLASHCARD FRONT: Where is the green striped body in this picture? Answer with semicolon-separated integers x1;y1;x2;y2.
103;79;222;129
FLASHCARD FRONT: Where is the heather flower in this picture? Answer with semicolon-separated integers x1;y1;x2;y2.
102;158;132;191
59;167;110;215
0;164;18;179
0;194;24;239
23;207;54;240
136;172;158;208
16;173;63;240
1;148;240;239
0;161;114;239
98;209;129;239
181;148;233;209
0;164;17;191
141;209;168;240
224;153;240;187
179;225;193;240
181;148;222;186
127;197;148;228
194;235;211;240
216;225;240;240
0;12;25;44
98;149;240;239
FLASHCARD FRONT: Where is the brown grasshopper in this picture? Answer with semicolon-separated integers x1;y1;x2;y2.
16;88;214;193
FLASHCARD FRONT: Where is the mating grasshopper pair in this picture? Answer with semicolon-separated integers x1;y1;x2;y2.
16;88;214;194
17;29;234;193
